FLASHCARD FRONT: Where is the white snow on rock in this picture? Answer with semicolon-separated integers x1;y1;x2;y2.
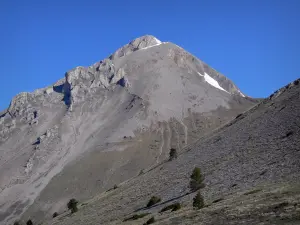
238;90;245;97
153;37;162;44
139;41;168;50
140;43;162;50
198;72;229;93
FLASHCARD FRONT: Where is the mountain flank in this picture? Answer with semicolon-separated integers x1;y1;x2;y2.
48;78;300;225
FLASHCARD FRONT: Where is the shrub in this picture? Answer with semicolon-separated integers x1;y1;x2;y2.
160;202;181;212
144;216;155;224
160;204;174;212
169;148;178;161
123;213;150;222
147;196;161;207
26;220;33;225
13;222;20;225
189;167;205;192
67;198;78;213
139;169;144;175
106;184;118;192
171;202;181;211
193;191;204;209
52;212;58;218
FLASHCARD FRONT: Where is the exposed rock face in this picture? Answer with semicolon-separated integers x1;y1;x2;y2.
0;35;256;224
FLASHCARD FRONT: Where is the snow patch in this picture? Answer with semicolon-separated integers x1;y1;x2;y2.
238;90;245;97
140;42;163;50
198;72;229;94
153;37;162;44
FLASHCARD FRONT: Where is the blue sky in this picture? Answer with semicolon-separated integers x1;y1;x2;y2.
0;0;299;110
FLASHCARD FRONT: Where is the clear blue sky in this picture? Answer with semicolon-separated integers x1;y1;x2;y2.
1;0;299;110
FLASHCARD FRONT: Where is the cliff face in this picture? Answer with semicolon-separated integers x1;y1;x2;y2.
0;35;257;224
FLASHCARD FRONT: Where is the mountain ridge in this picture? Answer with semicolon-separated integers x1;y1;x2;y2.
3;35;246;116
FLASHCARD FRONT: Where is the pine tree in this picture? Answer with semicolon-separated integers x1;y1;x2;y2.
169;148;178;161
189;167;205;192
193;191;204;209
67;198;78;213
26;219;33;225
144;216;155;224
147;196;161;207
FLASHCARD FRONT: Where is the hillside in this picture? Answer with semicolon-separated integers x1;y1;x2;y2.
44;78;300;225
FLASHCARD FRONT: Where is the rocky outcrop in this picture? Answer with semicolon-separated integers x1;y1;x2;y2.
8;92;33;117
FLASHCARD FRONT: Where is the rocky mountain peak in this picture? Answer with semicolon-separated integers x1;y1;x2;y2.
109;35;162;60
129;34;162;47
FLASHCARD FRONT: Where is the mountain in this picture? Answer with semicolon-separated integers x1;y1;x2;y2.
0;35;258;224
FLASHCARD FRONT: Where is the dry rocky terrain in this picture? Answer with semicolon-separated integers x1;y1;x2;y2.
0;35;299;225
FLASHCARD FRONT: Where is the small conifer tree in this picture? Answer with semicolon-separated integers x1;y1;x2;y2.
193;191;204;209
169;148;178;161
147;196;161;207
189;167;205;192
67;198;78;213
144;216;155;224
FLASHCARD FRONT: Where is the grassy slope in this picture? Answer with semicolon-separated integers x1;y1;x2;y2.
112;182;300;225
